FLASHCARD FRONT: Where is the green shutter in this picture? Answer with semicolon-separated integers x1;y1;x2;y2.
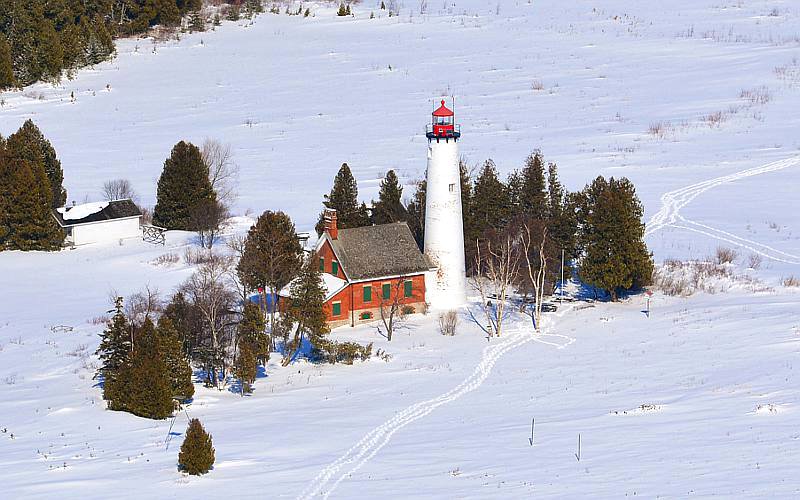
332;261;339;275
363;285;371;302
404;280;413;298
382;283;391;300
319;257;325;272
332;302;341;316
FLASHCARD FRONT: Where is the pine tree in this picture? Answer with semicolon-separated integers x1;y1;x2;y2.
95;298;133;411
233;342;257;395
405;179;426;250
156;317;195;402
1;158;64;251
337;3;348;16
153;141;216;230
519;151;547;220
125;318;175;419
237;210;303;300
0;34;14;90
178;418;215;475
371;170;408;225
6;120;67;208
238;301;269;365
162;291;199;358
577;176;653;300
469;159;510;245
545;162;578;261
315;163;370;233
285;252;330;363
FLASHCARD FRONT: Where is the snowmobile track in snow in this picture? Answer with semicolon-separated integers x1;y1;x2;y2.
645;157;800;264
299;308;577;499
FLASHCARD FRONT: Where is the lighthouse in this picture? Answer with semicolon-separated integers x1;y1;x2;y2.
423;99;467;309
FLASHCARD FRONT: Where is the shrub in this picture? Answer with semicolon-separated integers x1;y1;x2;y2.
438;310;458;336
783;275;800;287
178;419;215;475
747;253;763;270
401;305;415;315
715;246;738;265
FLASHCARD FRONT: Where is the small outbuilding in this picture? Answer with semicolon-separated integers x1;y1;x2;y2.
53;199;142;246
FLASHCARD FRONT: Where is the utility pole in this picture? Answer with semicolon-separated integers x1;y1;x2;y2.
560;248;565;306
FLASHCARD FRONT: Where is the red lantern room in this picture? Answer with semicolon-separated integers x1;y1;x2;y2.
426;99;461;140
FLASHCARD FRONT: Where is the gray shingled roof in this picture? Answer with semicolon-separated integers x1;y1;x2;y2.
328;222;434;281
53;199;141;227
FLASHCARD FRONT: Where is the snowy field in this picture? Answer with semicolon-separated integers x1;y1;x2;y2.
2;0;800;497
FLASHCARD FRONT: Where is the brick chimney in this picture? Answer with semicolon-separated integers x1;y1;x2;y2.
324;208;338;239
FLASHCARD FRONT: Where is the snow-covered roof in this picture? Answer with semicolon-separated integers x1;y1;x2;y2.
52;199;142;227
278;272;348;302
57;201;109;221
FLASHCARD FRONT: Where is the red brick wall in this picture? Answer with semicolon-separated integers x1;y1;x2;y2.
317;239;347;279
324;274;427;325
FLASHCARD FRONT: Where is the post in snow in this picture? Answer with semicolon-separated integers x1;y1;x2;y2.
424;99;467;310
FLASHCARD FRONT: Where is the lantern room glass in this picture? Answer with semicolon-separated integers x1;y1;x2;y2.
434;115;453;126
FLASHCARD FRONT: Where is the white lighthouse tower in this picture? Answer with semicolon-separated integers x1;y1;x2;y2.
424;99;467;309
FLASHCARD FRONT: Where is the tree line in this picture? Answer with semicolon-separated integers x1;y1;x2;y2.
0;0;268;90
315;152;652;303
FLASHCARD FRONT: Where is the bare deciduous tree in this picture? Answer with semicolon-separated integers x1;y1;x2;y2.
102;178;138;203
201;138;238;205
470;232;520;337
520;223;548;331
180;255;237;388
378;277;410;341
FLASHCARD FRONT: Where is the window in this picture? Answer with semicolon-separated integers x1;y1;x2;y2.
404;280;413;298
332;261;339;276
319;257;325;272
332;302;341;316
360;312;372;320
448;183;455;192
363;285;372;302
382;283;391;300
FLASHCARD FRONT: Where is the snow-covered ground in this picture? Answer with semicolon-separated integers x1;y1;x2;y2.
2;0;800;497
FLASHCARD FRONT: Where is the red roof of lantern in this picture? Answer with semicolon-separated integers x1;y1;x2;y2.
432;99;454;117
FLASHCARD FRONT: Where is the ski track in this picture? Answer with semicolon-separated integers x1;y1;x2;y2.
645;157;800;264
299;308;577;499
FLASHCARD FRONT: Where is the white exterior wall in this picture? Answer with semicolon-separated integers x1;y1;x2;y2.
423;137;467;309
70;217;141;246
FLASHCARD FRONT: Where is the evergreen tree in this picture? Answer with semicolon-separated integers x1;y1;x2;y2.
1;158;64;251
545;162;578;261
337;3;348;16
6;119;67;208
371;170;408;225
95;298;133;411
577;176;653;300
506;169;523;217
153;141;216;230
178;418;215;475
238;301;269;365
315;163;370;233
0;34;14;89
469;159;510;245
285;252;330;362
163;291;200;359
233;342;257;395
237;210;303;301
519;151;547;220
405;179;426;250
156;317;195;402
124;318;175;419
